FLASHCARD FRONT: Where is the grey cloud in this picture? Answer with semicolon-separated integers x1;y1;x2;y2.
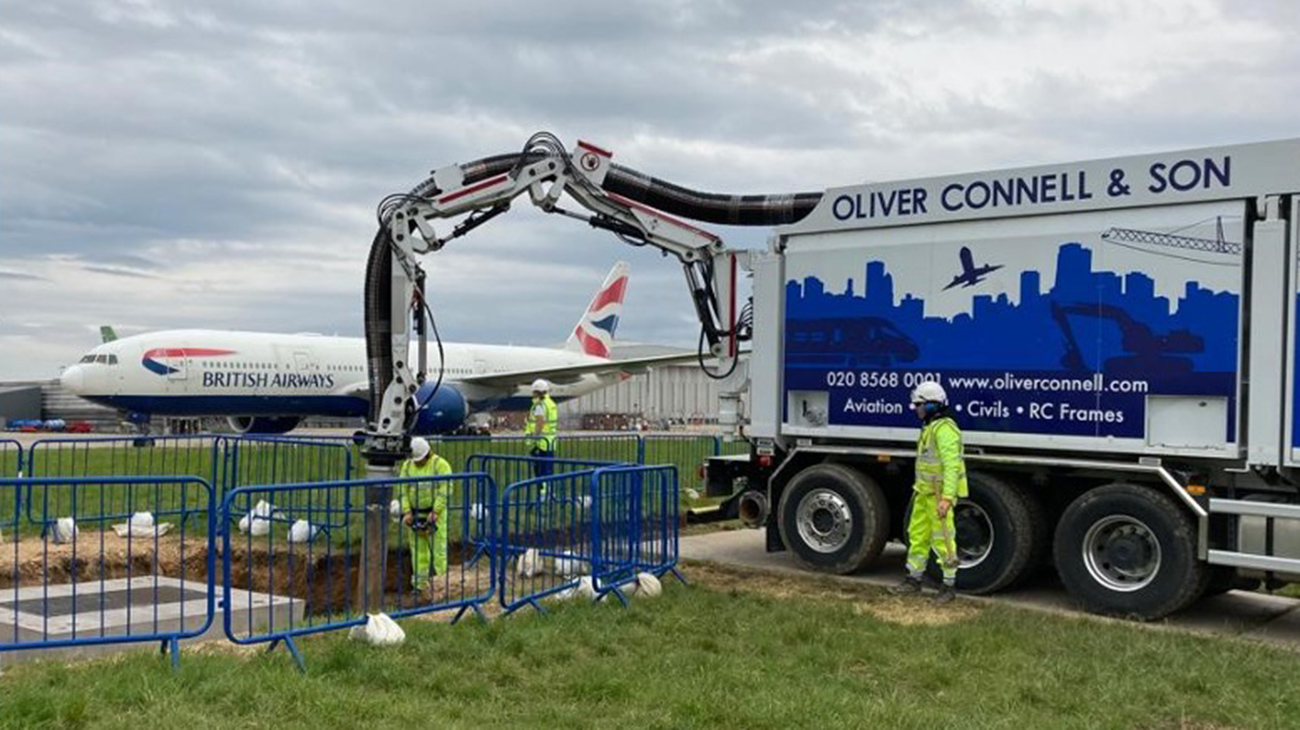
0;268;46;281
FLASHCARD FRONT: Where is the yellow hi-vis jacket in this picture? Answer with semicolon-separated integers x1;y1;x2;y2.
526;394;558;452
399;454;454;520
914;416;969;501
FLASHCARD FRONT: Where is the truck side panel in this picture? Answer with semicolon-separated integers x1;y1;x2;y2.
780;201;1246;457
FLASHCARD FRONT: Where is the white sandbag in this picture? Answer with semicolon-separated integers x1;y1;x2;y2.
469;502;487;521
112;522;173;538
348;613;406;646
552;551;582;578
632;571;663;598
52;517;78;544
574;575;597;601
130;511;155;529
515;547;541;578
389;499;403;523
287;519;318;544
685;488;701;501
240;499;276;536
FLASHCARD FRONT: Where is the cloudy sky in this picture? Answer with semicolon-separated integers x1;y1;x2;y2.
1;0;1297;379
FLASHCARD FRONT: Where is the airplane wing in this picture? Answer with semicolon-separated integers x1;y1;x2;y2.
334;351;744;399
457;351;736;390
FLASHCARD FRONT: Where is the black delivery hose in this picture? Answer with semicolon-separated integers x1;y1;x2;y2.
446;153;824;226
367;144;824;429
363;226;394;425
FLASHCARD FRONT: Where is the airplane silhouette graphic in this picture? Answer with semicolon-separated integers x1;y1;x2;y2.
944;246;1004;290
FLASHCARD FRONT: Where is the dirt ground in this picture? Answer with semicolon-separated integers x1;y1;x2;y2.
0;531;497;618
681;561;982;627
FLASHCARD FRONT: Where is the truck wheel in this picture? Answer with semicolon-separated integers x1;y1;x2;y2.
905;472;1043;594
1054;484;1207;619
778;463;889;574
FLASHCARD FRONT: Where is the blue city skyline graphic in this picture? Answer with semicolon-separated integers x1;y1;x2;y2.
783;241;1239;438
785;241;1239;375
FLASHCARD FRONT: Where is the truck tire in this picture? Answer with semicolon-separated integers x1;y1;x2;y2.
1054;484;1207;619
905;472;1044;594
778;463;889;574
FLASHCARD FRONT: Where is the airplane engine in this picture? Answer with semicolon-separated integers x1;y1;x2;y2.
227;416;302;435
411;382;469;435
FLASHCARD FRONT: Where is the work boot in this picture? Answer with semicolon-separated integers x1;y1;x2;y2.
888;576;924;595
932;584;957;605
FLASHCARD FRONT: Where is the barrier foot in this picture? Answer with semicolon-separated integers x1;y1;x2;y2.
503;599;546;617
282;636;306;673
469;603;489;624
602;586;630;608
666;566;688;586
451;606;469;625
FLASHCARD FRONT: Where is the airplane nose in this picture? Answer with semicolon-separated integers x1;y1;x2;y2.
61;365;84;393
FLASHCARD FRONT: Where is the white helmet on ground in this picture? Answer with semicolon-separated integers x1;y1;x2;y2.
910;381;948;406
410;436;431;461
531;378;550;393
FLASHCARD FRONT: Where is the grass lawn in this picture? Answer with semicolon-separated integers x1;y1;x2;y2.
1;563;1297;729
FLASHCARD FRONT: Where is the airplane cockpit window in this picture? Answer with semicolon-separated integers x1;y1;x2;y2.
95;354;109;364
107;354;118;365
80;354;96;364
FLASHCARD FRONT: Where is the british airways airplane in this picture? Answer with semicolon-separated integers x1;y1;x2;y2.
60;263;688;434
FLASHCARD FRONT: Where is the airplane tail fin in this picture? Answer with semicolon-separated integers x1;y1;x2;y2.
100;326;118;343
564;262;629;358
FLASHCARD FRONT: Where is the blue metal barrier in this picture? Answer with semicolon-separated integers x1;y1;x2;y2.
497;470;600;615
0;440;22;478
219;435;353;499
591;465;683;602
559;434;641;465
220;472;496;671
25;436;221;530
0;476;215;669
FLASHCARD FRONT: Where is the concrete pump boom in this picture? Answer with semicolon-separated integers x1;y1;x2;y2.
360;131;819;467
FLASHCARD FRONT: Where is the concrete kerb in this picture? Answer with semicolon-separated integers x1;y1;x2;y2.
680;529;1300;651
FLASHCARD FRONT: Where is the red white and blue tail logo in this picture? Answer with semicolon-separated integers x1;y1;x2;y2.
142;347;235;375
565;262;628;359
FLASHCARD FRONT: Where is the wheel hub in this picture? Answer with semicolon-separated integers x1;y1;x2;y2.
796;489;852;554
952;502;993;568
1082;516;1162;592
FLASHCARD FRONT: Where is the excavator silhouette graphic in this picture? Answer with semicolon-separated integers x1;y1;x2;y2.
785;317;920;368
1050;302;1203;377
944;247;1004;290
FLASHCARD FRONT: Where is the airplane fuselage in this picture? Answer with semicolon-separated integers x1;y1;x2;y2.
61;329;615;418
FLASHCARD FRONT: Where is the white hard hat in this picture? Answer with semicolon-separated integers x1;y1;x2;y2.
910;381;948;406
531;378;550;393
410;436;431;461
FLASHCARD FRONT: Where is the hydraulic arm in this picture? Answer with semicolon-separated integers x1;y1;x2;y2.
360;131;820;467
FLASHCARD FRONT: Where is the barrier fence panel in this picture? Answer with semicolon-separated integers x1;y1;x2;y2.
430;436;532;472
0;476;215;668
219;436;354;497
560;434;641;465
221;473;496;671
591;466;683;603
639;435;722;496
25;436;221;532
0;440;21;478
464;453;624;492
497;470;599;615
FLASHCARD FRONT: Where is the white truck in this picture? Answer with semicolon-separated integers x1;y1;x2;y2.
363;132;1300;619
